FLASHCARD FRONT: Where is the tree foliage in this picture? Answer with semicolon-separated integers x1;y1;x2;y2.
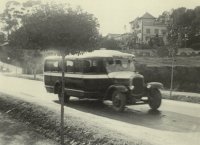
0;0;42;35
149;34;164;47
0;1;20;35
167;6;200;47
98;37;121;50
9;2;100;54
0;32;6;43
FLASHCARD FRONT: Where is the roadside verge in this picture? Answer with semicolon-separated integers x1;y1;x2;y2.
0;92;146;145
162;90;200;104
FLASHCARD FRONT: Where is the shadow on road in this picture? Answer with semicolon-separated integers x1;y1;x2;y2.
54;98;200;133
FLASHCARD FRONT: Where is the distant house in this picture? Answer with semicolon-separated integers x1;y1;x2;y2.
106;33;124;41
129;12;168;45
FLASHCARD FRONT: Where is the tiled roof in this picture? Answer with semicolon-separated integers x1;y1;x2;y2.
130;12;155;23
140;12;155;19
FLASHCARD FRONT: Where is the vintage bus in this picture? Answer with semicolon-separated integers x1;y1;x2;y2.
44;49;163;112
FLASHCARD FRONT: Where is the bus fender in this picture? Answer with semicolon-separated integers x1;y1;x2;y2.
147;82;163;90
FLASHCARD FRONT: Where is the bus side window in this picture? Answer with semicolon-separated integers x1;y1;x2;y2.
94;60;106;73
74;60;83;73
83;60;91;73
66;60;74;72
115;60;122;66
83;59;106;74
44;60;59;72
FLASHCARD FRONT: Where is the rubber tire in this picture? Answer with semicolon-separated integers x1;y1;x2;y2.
112;90;126;112
148;88;162;110
58;88;70;104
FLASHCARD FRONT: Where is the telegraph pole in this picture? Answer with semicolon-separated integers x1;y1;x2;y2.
170;47;175;98
61;52;65;145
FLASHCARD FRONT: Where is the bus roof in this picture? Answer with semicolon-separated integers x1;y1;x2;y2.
45;49;135;60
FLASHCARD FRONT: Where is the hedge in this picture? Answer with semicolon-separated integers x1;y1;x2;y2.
136;64;200;93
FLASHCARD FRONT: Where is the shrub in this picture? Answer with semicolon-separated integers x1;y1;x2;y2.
190;43;200;50
136;65;200;93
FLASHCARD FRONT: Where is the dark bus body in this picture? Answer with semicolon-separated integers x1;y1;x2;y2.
44;50;163;112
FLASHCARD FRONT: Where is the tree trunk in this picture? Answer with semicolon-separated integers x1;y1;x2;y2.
33;68;36;80
60;53;65;145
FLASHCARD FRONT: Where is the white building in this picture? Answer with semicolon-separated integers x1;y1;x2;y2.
130;12;168;44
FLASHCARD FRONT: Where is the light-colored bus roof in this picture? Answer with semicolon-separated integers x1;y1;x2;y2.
45;49;134;60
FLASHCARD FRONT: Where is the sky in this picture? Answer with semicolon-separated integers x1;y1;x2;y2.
0;0;200;36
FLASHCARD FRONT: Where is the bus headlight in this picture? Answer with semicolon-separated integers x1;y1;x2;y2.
147;84;151;89
129;85;134;90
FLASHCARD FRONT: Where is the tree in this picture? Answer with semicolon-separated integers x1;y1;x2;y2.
122;33;136;49
0;1;20;34
8;2;99;75
99;37;121;50
157;11;171;24
149;34;165;47
167;6;200;48
0;0;42;36
9;3;99;52
0;0;43;74
8;2;99;144
0;32;6;44
191;6;200;35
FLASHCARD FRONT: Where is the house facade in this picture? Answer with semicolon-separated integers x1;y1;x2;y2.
130;12;168;44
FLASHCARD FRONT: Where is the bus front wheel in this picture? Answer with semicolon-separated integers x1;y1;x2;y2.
112;90;126;112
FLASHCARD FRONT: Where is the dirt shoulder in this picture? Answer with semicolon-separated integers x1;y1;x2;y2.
0;93;148;145
162;90;200;104
3;73;43;81
0;112;57;145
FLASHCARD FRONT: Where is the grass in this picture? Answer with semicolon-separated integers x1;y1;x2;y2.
135;56;200;67
162;91;200;104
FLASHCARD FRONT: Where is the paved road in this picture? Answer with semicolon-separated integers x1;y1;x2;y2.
0;74;200;145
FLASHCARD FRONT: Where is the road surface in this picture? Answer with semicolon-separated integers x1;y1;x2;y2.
0;73;200;145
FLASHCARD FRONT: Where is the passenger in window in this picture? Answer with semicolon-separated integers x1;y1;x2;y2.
97;60;106;73
106;60;115;73
115;60;123;71
83;60;91;73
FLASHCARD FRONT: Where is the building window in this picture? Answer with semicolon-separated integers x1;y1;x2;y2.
146;29;150;34
155;29;159;34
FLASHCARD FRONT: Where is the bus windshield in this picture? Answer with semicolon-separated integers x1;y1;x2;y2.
105;58;135;73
